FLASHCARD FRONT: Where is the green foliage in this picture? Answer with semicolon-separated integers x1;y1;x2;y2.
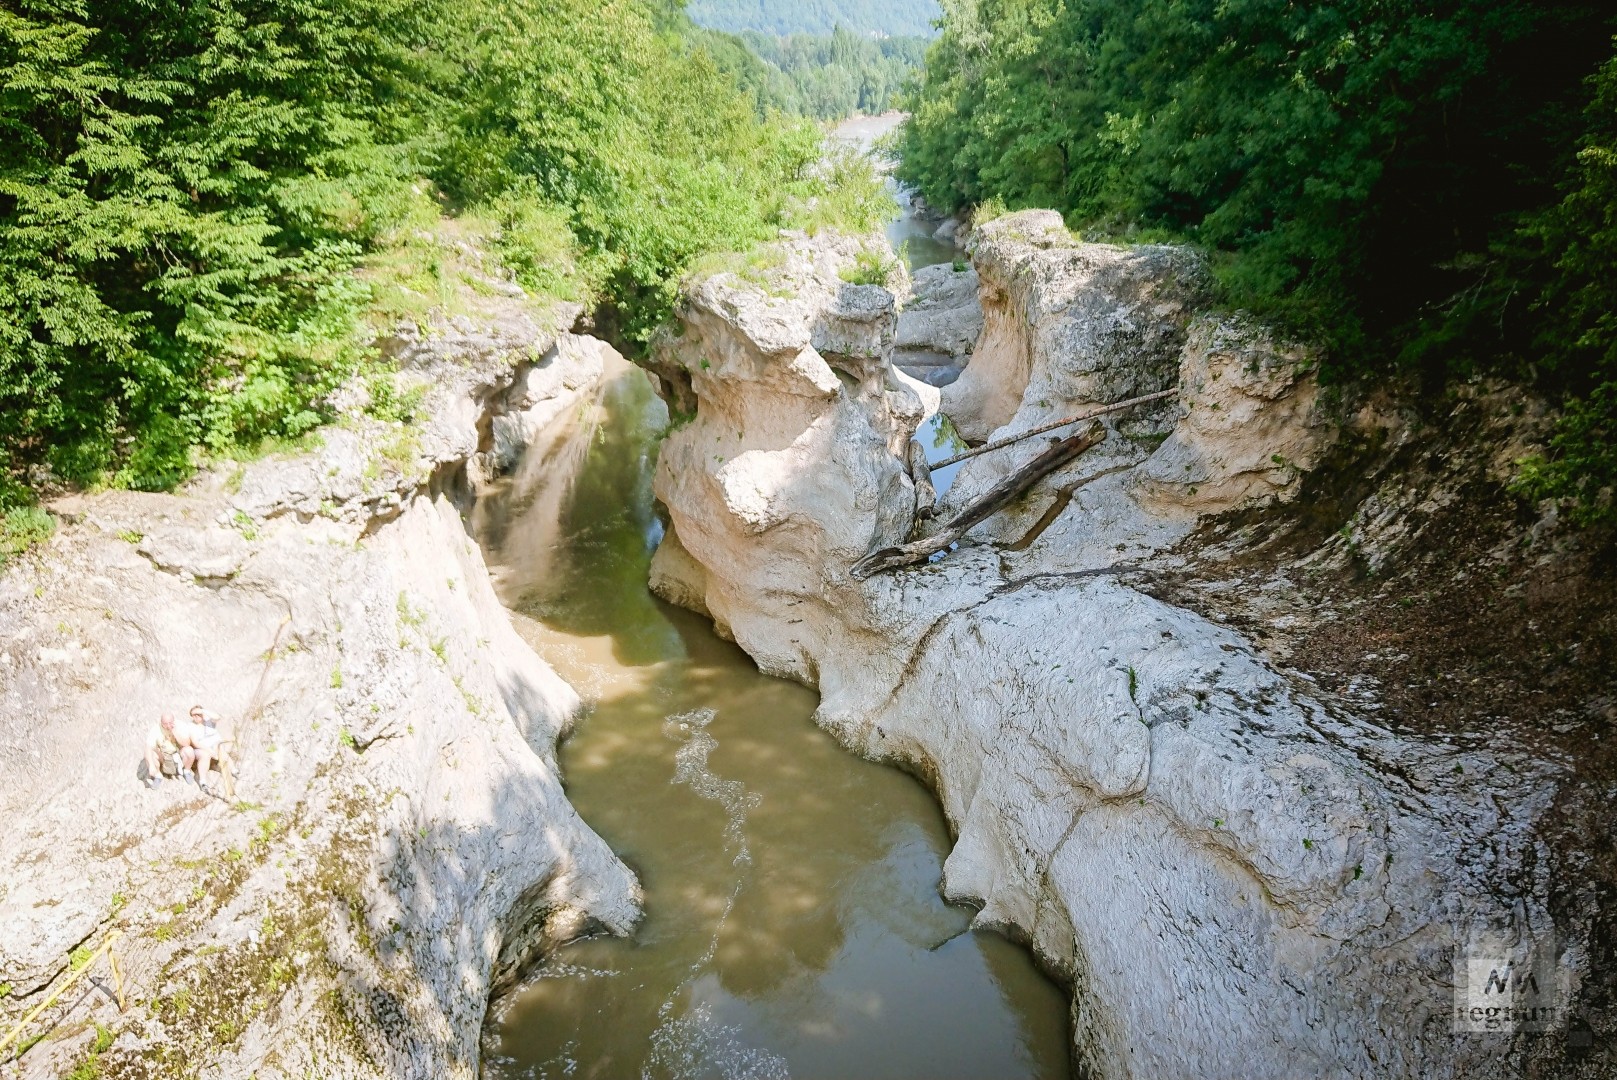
63;1022;116;1080
781;146;898;236
0;506;54;565
363;371;425;426
1;0;886;499
970;196;1008;229
429;0;870;344
477;188;583;302
0;450;29;510
688;0;939;37
698;28;928;121
0;0;422;490
901;0;1613;345
900;0;1617;520
1512;46;1617;520
839;248;899;286
1514;388;1617;522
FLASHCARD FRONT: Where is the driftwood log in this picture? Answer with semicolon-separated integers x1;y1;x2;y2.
852;423;1105;580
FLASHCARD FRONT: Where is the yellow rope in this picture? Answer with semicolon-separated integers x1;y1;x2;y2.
0;931;126;1061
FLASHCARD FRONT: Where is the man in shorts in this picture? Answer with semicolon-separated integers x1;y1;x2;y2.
142;712;215;794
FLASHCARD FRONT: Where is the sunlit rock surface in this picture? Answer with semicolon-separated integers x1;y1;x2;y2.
940;210;1204;444
0;309;639;1079
647;215;1557;1080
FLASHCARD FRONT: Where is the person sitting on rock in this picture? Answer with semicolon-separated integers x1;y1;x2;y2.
188;704;220;729
141;712;213;794
188;705;224;783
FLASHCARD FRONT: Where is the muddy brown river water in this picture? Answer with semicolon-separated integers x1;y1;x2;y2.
471;182;1068;1080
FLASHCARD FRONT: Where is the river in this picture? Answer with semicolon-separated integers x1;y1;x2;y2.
471;132;1066;1080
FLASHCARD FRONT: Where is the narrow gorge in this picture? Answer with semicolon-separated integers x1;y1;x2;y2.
6;0;1616;1074
639;209;1583;1079
1;129;1610;1080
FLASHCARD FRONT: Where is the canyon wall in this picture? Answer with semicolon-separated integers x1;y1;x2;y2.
646;213;1568;1079
0;316;639;1079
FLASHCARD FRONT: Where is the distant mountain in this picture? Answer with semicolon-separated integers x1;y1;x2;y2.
686;0;939;37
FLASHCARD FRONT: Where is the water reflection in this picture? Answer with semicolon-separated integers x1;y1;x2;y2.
887;184;958;272
916;412;970;501
473;357;1069;1080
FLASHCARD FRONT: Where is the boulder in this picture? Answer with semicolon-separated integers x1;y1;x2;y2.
943;210;1205;443
894;263;983;388
1133;316;1333;512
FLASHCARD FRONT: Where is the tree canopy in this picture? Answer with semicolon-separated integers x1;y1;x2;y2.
0;0;889;498
898;0;1617;518
697;27;928;120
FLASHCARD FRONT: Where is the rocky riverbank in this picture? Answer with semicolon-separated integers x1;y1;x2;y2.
0;302;640;1079
4;210;1607;1080
644;212;1595;1079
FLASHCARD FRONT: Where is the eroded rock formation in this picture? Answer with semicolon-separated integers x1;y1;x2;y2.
0;317;640;1078
647;212;1565;1079
894;262;982;388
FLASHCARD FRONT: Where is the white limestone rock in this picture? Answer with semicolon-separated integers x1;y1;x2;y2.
1134;316;1335;512
489;333;611;473
647;223;1556;1080
897;263;983;357
943;210;1205;443
0;321;638;1080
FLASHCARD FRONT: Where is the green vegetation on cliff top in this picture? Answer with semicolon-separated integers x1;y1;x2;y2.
0;0;890;502
899;0;1617;520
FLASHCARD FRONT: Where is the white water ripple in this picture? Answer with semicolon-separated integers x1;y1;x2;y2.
664;708;761;866
641;709;787;1080
644;1002;790;1080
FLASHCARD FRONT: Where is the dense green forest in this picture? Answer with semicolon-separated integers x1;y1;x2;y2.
0;0;890;503
689;0;939;37
698;27;927;120
899;0;1617;520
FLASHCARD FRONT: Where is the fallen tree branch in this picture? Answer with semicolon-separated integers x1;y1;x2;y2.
852;424;1105;579
931;388;1177;470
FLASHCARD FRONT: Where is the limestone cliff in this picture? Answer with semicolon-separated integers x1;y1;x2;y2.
0;317;640;1079
646;212;1570;1079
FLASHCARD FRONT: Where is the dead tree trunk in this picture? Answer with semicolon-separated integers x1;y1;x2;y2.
852;424;1104;580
